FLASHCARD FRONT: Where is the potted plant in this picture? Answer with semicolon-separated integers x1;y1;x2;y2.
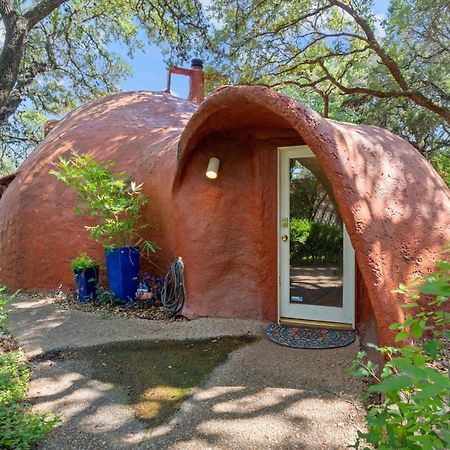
72;252;99;302
51;151;156;303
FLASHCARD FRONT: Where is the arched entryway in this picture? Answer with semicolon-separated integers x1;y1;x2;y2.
173;85;450;346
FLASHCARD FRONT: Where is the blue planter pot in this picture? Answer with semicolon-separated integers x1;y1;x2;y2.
74;267;99;303
105;247;140;303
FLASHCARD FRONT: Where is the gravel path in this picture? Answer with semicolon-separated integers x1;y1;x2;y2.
10;295;263;357
9;294;367;449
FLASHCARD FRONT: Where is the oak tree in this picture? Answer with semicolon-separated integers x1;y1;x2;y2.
202;0;449;154
0;0;204;171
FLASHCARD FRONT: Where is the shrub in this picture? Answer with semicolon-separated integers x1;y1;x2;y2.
0;286;11;332
430;149;450;188
0;351;61;449
290;217;342;264
0;289;61;449
71;252;99;272
351;248;450;450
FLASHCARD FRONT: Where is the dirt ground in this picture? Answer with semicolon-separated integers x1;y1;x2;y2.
9;294;367;449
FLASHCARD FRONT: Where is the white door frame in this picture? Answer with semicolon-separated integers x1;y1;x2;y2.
277;145;355;327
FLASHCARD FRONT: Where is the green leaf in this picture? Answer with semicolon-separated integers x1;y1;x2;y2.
368;375;412;393
400;302;418;308
395;330;409;342
413;383;447;401
422;339;441;358
411;322;424;339
419;281;450;297
352;367;371;378
393;358;432;380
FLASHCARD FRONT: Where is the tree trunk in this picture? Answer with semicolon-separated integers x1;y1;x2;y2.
0;13;29;125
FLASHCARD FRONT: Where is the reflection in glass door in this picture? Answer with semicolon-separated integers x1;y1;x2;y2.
289;156;343;307
279;146;355;325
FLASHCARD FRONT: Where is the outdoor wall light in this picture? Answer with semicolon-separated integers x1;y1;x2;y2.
206;157;220;179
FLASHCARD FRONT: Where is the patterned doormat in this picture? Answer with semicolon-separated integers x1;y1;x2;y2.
266;323;355;349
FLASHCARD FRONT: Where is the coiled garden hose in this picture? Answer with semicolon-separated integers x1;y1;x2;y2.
161;257;186;317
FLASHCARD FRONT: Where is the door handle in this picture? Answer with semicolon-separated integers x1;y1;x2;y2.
281;234;289;241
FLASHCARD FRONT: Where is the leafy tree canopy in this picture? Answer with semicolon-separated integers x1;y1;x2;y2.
201;0;449;155
0;0;204;170
1;0;449;175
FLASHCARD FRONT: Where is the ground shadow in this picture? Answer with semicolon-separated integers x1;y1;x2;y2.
29;337;365;450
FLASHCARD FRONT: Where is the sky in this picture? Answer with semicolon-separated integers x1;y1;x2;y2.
113;0;391;100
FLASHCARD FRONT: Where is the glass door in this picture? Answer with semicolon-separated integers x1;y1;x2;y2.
278;146;355;326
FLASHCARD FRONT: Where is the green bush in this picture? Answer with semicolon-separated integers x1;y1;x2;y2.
430;149;450;188
0;286;11;332
0;351;60;449
71;252;99;272
0;289;61;449
290;217;342;264
351;248;450;450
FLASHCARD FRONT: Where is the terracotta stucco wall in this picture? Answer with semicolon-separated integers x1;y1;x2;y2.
0;92;194;290
173;128;374;331
177;86;450;345
174;134;270;318
1;87;448;347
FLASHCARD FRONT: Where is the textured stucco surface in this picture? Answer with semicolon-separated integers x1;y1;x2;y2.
176;86;450;345
1;87;449;346
0;92;195;290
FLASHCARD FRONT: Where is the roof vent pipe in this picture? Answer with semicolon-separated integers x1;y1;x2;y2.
166;59;205;104
191;58;204;69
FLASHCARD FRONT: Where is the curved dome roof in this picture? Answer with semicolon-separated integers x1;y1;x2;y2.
0;91;197;289
54;90;197;134
0;86;448;346
175;85;450;343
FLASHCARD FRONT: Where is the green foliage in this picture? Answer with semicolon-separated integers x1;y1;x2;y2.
290;218;342;264
0;351;61;449
201;0;449;154
0;0;206;172
71;252;100;272
430;149;450;188
0;288;60;449
50;151;156;254
0;287;11;332
0;154;16;177
94;285;117;306
351;248;450;450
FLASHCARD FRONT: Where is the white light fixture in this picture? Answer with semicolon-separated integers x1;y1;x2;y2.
206;157;220;179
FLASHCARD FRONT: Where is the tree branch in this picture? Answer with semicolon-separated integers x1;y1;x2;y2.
328;0;410;92
0;0;13;17
0;61;48;123
268;76;329;90
24;0;68;29
229;4;334;57
318;61;450;123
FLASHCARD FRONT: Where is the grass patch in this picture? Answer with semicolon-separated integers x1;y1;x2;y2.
58;336;256;428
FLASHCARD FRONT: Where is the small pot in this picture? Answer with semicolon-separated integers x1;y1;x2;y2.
74;267;99;303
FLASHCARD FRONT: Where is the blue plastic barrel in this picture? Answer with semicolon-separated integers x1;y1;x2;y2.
105;247;140;303
74;267;99;302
